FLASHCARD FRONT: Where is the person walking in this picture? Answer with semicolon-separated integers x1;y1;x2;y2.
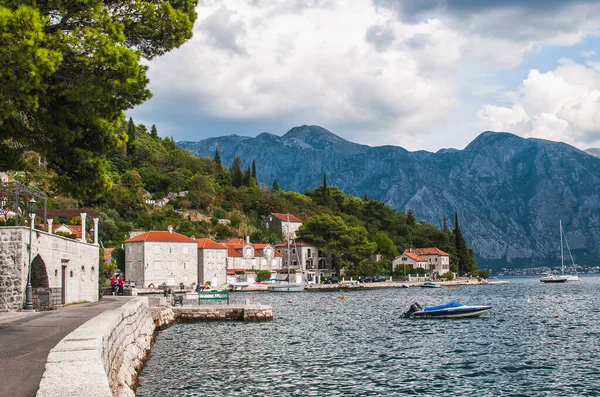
117;274;124;295
110;275;117;295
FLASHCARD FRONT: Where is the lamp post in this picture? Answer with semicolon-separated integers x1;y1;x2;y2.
24;198;36;311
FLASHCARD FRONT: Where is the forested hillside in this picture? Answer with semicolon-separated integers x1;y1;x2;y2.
2;119;478;277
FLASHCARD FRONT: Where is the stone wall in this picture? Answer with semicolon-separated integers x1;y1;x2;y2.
36;299;272;397
0;227;99;311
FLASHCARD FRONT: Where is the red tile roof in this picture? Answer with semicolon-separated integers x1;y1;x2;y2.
125;230;197;243
413;247;450;256
224;238;246;246
103;248;115;262
271;213;302;223
197;238;227;249
49;224;91;239
227;247;242;257
254;249;262;257
227;268;246;275
402;251;426;262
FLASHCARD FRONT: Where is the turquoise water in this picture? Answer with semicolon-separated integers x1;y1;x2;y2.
137;276;600;396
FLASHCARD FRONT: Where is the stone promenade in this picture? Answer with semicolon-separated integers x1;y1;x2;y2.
0;297;131;397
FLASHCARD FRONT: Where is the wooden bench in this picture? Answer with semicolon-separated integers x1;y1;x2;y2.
197;290;229;304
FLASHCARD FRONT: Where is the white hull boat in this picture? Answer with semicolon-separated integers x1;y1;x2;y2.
403;302;492;319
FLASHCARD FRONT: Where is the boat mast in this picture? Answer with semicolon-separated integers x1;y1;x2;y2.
287;213;290;284
560;220;564;275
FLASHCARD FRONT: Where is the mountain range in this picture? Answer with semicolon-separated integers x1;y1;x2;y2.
179;125;600;269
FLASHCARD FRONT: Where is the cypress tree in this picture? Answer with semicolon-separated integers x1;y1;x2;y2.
242;165;252;186
251;159;257;180
150;124;158;138
272;179;279;191
454;212;469;275
443;215;449;233
323;172;327;190
214;148;221;165
407;209;416;226
230;155;242;187
127;117;136;143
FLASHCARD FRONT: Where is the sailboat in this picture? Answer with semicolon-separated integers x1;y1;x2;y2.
540;220;578;283
268;214;305;292
559;220;579;282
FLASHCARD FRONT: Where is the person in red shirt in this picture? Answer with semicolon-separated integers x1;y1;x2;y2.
117;275;124;295
110;275;117;295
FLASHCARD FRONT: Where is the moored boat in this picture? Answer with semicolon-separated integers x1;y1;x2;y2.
488;277;511;285
540;274;568;283
420;280;440;288
403;301;492;318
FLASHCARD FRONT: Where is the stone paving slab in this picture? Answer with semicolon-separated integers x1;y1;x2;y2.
0;297;132;397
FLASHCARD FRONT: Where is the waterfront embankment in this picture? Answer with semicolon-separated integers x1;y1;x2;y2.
36;297;272;397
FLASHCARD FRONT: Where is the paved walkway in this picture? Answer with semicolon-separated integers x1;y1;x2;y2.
0;297;132;397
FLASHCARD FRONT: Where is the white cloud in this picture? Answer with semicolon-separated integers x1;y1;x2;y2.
132;0;600;151
478;61;600;148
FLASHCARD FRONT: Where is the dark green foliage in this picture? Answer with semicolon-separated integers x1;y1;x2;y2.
251;159;257;180
242;165;252;187
150;124;159;138
406;209;416;226
230;156;243;187
255;270;271;282
272;179;279;191
454;213;476;274
214;148;221;165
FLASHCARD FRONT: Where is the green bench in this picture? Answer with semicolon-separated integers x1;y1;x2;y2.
197;290;230;304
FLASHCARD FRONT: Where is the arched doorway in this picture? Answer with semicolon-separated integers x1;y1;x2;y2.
31;254;49;288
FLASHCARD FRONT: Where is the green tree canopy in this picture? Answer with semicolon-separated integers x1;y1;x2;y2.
298;214;376;276
0;0;197;200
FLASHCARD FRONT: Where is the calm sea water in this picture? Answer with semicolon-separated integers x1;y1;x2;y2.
137;276;600;396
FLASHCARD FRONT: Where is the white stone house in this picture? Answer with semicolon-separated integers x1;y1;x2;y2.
124;227;198;288
275;238;333;283
262;213;302;239
197;238;228;289
224;237;282;272
393;248;450;275
0;224;99;311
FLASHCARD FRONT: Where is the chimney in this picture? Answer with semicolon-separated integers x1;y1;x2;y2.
168;225;173;234
246;236;250;244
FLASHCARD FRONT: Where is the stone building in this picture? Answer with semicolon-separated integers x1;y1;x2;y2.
0;226;99;311
275;238;333;283
392;248;451;275
196;238;228;289
262;213;303;238
124;227;198;288
224;237;282;272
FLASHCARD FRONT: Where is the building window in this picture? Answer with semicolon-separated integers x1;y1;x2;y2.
55;269;58;277
183;262;188;270
154;245;160;254
435;258;438;262
169;246;174;254
183;246;189;254
168;261;175;270
154;261;161;270
70;271;73;277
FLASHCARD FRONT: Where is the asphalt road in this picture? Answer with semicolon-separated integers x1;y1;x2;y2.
0;297;130;397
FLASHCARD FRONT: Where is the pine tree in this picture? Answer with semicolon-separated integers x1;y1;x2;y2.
323;172;328;190
230;156;242;187
251;159;257;180
272;179;279;191
150;124;159;138
214;148;221;165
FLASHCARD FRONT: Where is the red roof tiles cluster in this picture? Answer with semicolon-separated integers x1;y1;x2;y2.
403;251;426;262
403;247;450;257
125;230;196;243
196;238;227;249
222;238;282;258
270;213;302;223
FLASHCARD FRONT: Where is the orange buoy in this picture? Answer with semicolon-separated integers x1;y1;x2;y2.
341;295;347;301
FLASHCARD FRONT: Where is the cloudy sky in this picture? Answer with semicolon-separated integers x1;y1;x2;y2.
128;0;600;152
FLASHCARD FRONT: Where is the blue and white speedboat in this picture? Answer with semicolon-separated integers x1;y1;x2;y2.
403;301;492;318
420;280;440;288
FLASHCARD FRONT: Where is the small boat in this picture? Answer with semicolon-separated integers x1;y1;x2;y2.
403;301;492;318
268;283;305;292
540;274;568;283
488;277;511;285
420;280;440;288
